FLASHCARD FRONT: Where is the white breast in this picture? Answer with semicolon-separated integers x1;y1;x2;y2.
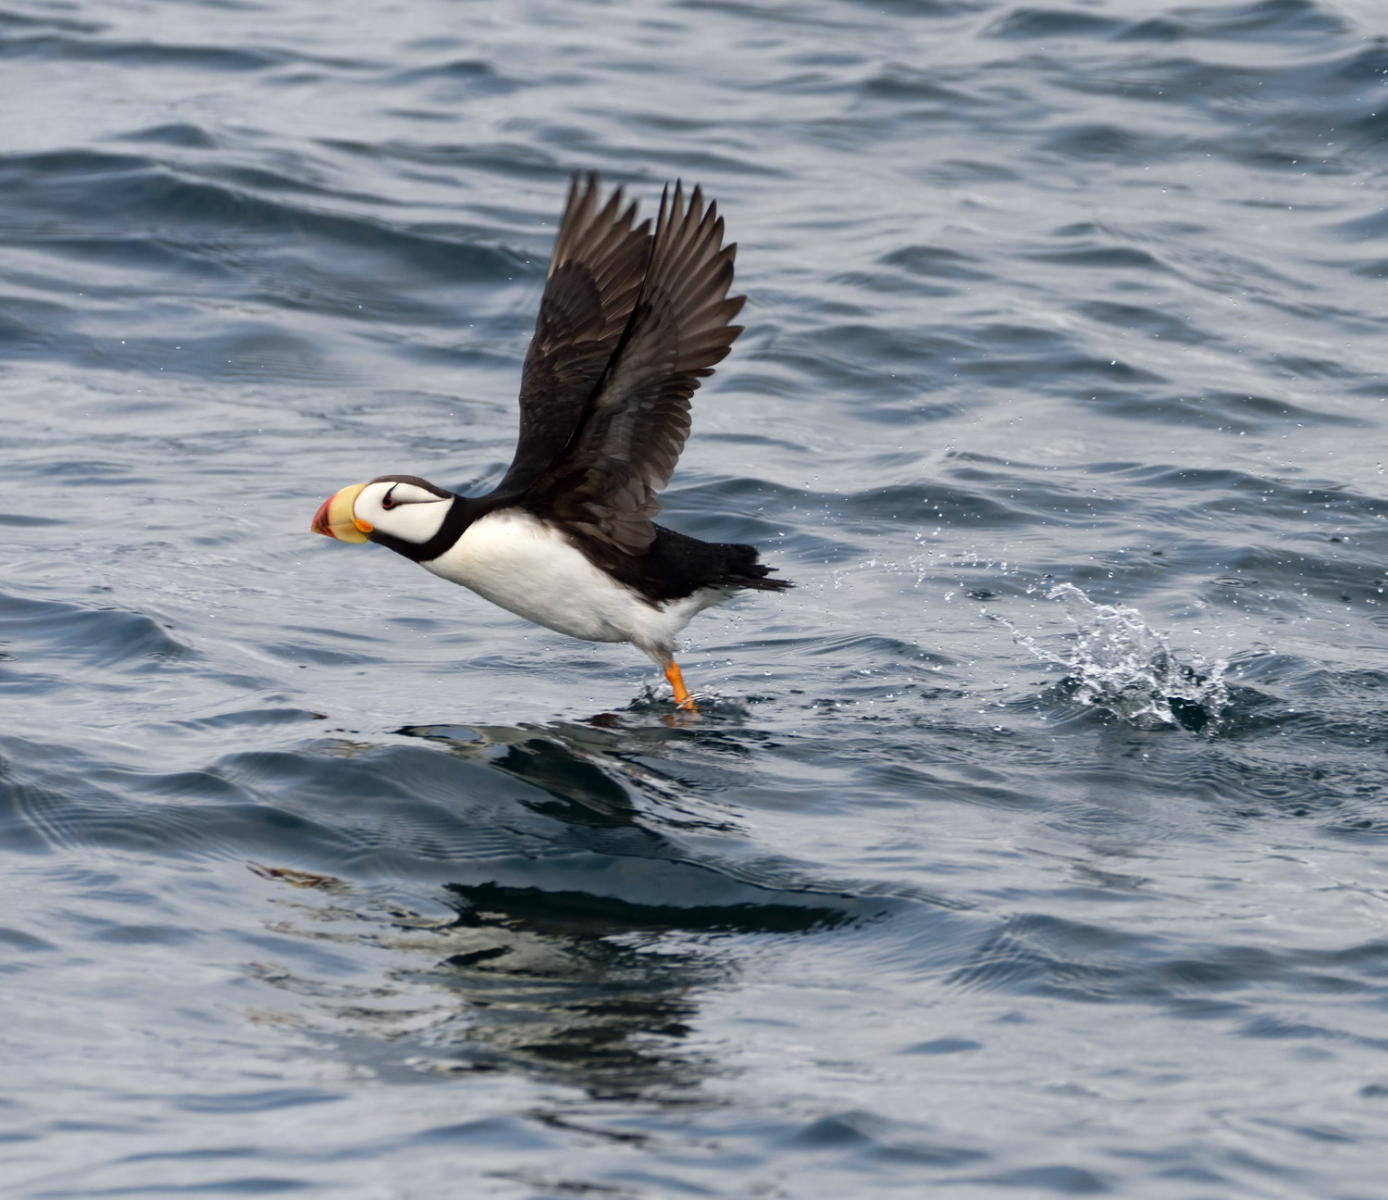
420;508;727;660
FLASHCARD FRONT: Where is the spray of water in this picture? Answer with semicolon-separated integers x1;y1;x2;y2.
1008;583;1230;731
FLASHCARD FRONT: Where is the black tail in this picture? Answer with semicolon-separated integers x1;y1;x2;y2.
637;525;793;601
719;541;794;591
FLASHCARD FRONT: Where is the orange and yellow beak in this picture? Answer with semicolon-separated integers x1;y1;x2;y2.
310;483;373;543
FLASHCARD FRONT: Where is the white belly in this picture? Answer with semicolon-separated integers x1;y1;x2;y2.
420;509;726;658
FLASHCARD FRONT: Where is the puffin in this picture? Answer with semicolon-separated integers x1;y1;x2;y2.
311;172;791;710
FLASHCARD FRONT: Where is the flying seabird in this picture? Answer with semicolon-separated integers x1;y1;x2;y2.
311;172;791;710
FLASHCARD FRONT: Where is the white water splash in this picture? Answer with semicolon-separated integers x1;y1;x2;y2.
1011;584;1230;731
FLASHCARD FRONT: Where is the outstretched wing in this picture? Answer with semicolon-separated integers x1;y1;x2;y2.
494;173;653;497
526;181;745;556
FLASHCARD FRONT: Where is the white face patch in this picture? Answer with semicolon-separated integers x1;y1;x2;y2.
353;479;451;545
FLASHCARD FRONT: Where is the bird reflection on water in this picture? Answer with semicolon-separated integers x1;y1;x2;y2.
400;717;731;832
252;714;854;1103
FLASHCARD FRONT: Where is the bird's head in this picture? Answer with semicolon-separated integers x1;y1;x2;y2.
311;475;454;550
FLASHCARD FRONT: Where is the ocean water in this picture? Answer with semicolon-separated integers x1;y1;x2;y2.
5;0;1388;1195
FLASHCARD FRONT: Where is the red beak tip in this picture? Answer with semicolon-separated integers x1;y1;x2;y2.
311;497;333;537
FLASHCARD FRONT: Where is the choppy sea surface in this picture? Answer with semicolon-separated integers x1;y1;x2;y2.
6;0;1388;1195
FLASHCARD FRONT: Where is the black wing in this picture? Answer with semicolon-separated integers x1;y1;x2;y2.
492;173;653;497
524;181;745;556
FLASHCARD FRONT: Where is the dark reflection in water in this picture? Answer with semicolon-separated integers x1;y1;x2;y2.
419;877;844;1103
251;716;858;1107
399;718;736;832
405;880;725;1103
404;717;853;1099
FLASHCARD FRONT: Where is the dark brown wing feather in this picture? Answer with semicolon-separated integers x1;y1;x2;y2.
493;173;653;496
525;181;745;556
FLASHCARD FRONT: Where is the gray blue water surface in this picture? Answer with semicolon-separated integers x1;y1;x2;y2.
6;0;1388;1195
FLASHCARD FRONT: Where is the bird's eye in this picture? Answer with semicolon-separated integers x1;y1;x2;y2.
381;487;398;510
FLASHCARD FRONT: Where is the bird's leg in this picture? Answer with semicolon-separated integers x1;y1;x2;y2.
663;661;698;712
